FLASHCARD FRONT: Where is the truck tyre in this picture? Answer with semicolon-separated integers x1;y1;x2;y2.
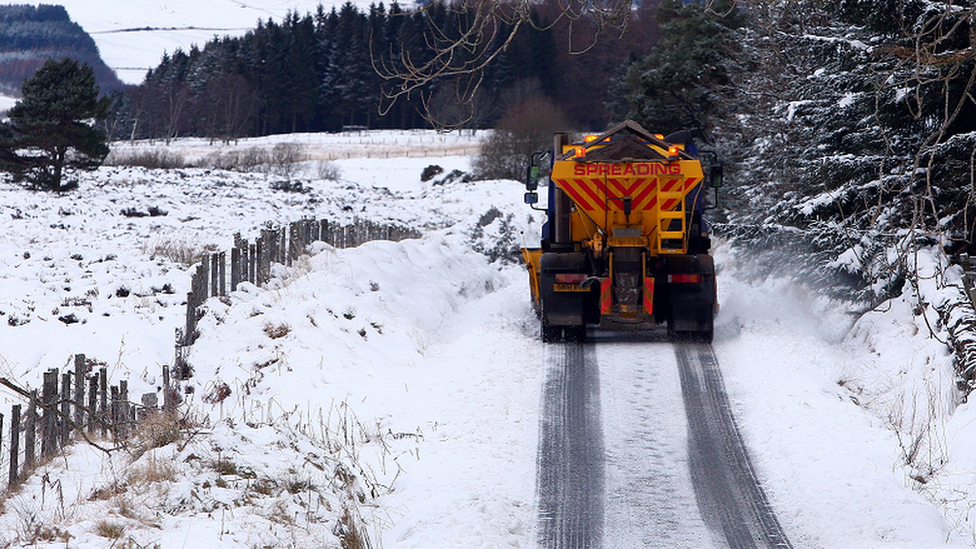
565;326;586;342
697;315;714;343
540;300;561;343
541;323;561;343
668;306;714;343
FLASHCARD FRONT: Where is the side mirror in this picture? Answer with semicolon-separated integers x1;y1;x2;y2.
526;165;540;192
526;150;551;191
709;164;724;188
524;191;539;205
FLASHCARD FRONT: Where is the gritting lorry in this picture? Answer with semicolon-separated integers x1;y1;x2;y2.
521;120;723;342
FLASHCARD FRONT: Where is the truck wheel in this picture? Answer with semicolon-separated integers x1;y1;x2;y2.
565;326;586;342
666;311;678;341
697;318;714;344
541;324;561;343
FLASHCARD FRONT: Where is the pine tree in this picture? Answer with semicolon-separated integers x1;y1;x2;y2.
0;58;110;191
618;0;744;137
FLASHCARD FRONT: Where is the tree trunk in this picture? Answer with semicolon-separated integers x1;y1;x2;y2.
53;147;65;190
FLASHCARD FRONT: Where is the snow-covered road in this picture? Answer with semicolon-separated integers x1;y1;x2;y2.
539;332;791;549
598;335;716;548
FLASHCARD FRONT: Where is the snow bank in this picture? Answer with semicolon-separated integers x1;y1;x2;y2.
714;243;973;548
0;131;548;548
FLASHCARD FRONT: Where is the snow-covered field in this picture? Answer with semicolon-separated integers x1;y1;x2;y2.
108;130;483;166
0;131;974;548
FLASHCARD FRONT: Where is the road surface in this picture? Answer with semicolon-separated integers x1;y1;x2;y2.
537;332;792;549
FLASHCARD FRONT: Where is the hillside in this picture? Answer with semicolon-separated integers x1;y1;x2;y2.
0;4;123;95
54;0;369;85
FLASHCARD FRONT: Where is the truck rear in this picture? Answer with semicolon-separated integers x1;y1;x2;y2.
521;120;722;342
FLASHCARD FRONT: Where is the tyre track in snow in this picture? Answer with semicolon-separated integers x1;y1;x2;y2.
537;342;604;549
676;343;793;549
536;337;793;549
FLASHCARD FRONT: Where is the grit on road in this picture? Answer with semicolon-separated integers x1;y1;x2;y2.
537;333;792;549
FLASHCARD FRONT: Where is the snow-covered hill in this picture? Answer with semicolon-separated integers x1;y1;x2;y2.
0;131;974;548
55;0;382;85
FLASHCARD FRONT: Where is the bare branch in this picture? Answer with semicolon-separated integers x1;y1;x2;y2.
373;0;633;126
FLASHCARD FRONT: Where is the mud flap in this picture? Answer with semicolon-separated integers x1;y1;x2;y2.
539;252;589;328
666;255;716;340
542;294;586;326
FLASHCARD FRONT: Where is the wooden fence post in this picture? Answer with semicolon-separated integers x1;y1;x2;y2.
295;220;303;255
74;354;85;431
262;228;274;281
277;227;286;264
233;232;244;286
219;251;227;296
9;404;19;487
119;380;129;440
25;389;36;469
88;374;98;434
184;290;196;347
320;219;331;246
258;230;268;284
231;247;240;291
288;222;297;265
210;254;219;297
174;328;190;381
59;372;70;447
99;368;108;437
163;363;173;411
41;369;57;458
242;244;250;284
249;242;257;285
110;386;119;441
255;237;265;285
197;256;210;301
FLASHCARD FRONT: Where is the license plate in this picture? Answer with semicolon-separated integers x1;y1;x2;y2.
554;283;588;292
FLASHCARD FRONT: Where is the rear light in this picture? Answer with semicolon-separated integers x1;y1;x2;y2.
668;274;702;284
584;134;598;143
575;147;586;159
555;274;586;284
668;145;681;160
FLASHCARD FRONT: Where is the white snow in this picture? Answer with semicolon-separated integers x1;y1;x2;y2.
0;131;974;547
0;94;15;116
839;91;859;109
712;246;970;548
108;130;483;173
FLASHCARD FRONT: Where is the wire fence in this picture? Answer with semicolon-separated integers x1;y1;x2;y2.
0;216;419;490
178;217;420;353
0;355;175;490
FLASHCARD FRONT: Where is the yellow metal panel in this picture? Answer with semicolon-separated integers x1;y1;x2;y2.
607;236;648;247
551;158;702;256
521;248;542;306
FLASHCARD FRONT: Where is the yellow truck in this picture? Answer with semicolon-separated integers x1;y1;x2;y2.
521;120;722;342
